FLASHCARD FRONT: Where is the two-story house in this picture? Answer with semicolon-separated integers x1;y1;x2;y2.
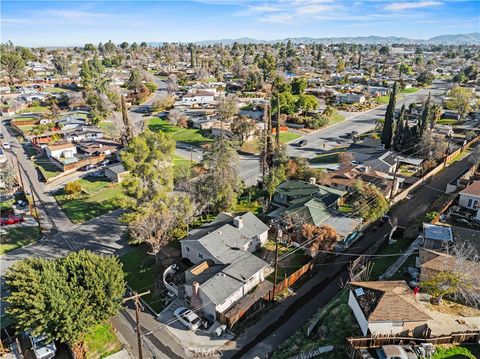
180;212;270;322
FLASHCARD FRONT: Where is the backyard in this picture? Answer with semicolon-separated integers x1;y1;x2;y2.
0;226;41;255
148;117;213;146
54;176;124;223
119;244;176;313
367;235;414;280
272;290;360;359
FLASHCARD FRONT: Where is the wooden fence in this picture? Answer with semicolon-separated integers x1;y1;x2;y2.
392;135;480;205
263;261;314;301
346;330;480;351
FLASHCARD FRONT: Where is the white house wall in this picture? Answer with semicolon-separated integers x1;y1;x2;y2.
459;194;480;210
368;321;406;336
348;291;369;336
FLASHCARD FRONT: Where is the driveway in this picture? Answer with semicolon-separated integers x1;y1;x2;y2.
157;298;233;357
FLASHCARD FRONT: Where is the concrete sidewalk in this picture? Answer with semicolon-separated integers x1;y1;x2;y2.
380;236;422;279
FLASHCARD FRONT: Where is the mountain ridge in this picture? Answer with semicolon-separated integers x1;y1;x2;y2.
149;33;480;46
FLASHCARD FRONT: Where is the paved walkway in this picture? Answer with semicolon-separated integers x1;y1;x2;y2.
380;236;422;279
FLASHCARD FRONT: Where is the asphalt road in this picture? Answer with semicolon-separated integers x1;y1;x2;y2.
286;80;447;158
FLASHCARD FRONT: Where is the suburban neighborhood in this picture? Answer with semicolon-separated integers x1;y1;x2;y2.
1;1;480;359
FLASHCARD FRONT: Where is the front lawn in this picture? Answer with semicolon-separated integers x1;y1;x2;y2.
376;95;390;104
437;119;459;125
328;112;346;125
0;226;41;255
18;106;50;114
278;131;301;143
272;290;360;359
400;87;419;94
84;322;122;359
33;156;63;179
310;152;341;164
119;245;172;313
148;118;213;146
54;177;124;223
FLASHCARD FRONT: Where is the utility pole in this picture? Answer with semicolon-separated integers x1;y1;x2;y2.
123;291;150;359
390;157;400;200
15;157;25;189
443;136;452;168
271;226;282;300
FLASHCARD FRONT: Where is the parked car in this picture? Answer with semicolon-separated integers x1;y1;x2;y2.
27;333;57;359
297;139;308;147
173;307;201;330
2;142;11;149
0;215;24;226
376;345;417;359
80;164;97;171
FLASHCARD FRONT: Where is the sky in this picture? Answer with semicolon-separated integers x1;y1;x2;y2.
1;0;479;47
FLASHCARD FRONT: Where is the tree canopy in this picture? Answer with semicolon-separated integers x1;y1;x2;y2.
5;251;125;347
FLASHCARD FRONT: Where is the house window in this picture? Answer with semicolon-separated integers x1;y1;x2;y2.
198;253;203;259
468;199;473;208
185;247;190;252
392;321;404;327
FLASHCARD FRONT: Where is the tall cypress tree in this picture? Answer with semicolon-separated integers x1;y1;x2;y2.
418;94;431;137
381;81;397;149
393;104;406;151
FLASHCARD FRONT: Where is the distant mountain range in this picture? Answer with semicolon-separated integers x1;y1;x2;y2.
150;33;480;46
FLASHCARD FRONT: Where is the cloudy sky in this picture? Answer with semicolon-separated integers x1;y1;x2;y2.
2;0;479;46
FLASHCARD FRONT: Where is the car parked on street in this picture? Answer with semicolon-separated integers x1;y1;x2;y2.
0;215;24;226
297;139;308;147
2;142;11;149
173;307;201;331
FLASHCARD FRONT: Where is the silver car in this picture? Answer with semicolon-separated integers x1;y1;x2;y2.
173;307;201;330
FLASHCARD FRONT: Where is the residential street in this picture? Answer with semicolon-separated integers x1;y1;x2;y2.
286;80;446;158
221;150;477;359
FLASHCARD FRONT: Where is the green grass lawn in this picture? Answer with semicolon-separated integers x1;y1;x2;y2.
119;245;171;313
54;177;124;223
400;87;419;94
0;199;15;211
19;106;50;114
368;236;413;279
273;290;360;359
12;116;38;123
432;345;480;359
148;118;213;146
437;119;459;125
328;112;346;125
234;199;263;215
310;152;341;164
376;95;390;104
33;156;63;179
43;87;66;93
278;131;301;144
0;226;41;255
84;322;122;359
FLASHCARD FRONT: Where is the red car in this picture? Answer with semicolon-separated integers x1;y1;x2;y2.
0;216;24;226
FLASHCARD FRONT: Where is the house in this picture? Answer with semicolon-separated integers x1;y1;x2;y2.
347;138;387;163
45;142;77;159
364;151;399;174
269;180;362;244
422;223;454;250
336;93;366;104
348;281;431;336
104;163;129;183
458;181;480;212
419;248;480;293
182;91;215;104
180;212;271;322
76;140;120;157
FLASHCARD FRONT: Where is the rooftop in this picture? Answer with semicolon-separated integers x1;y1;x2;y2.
423;223;454;242
459;181;480;198
350;281;432;322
